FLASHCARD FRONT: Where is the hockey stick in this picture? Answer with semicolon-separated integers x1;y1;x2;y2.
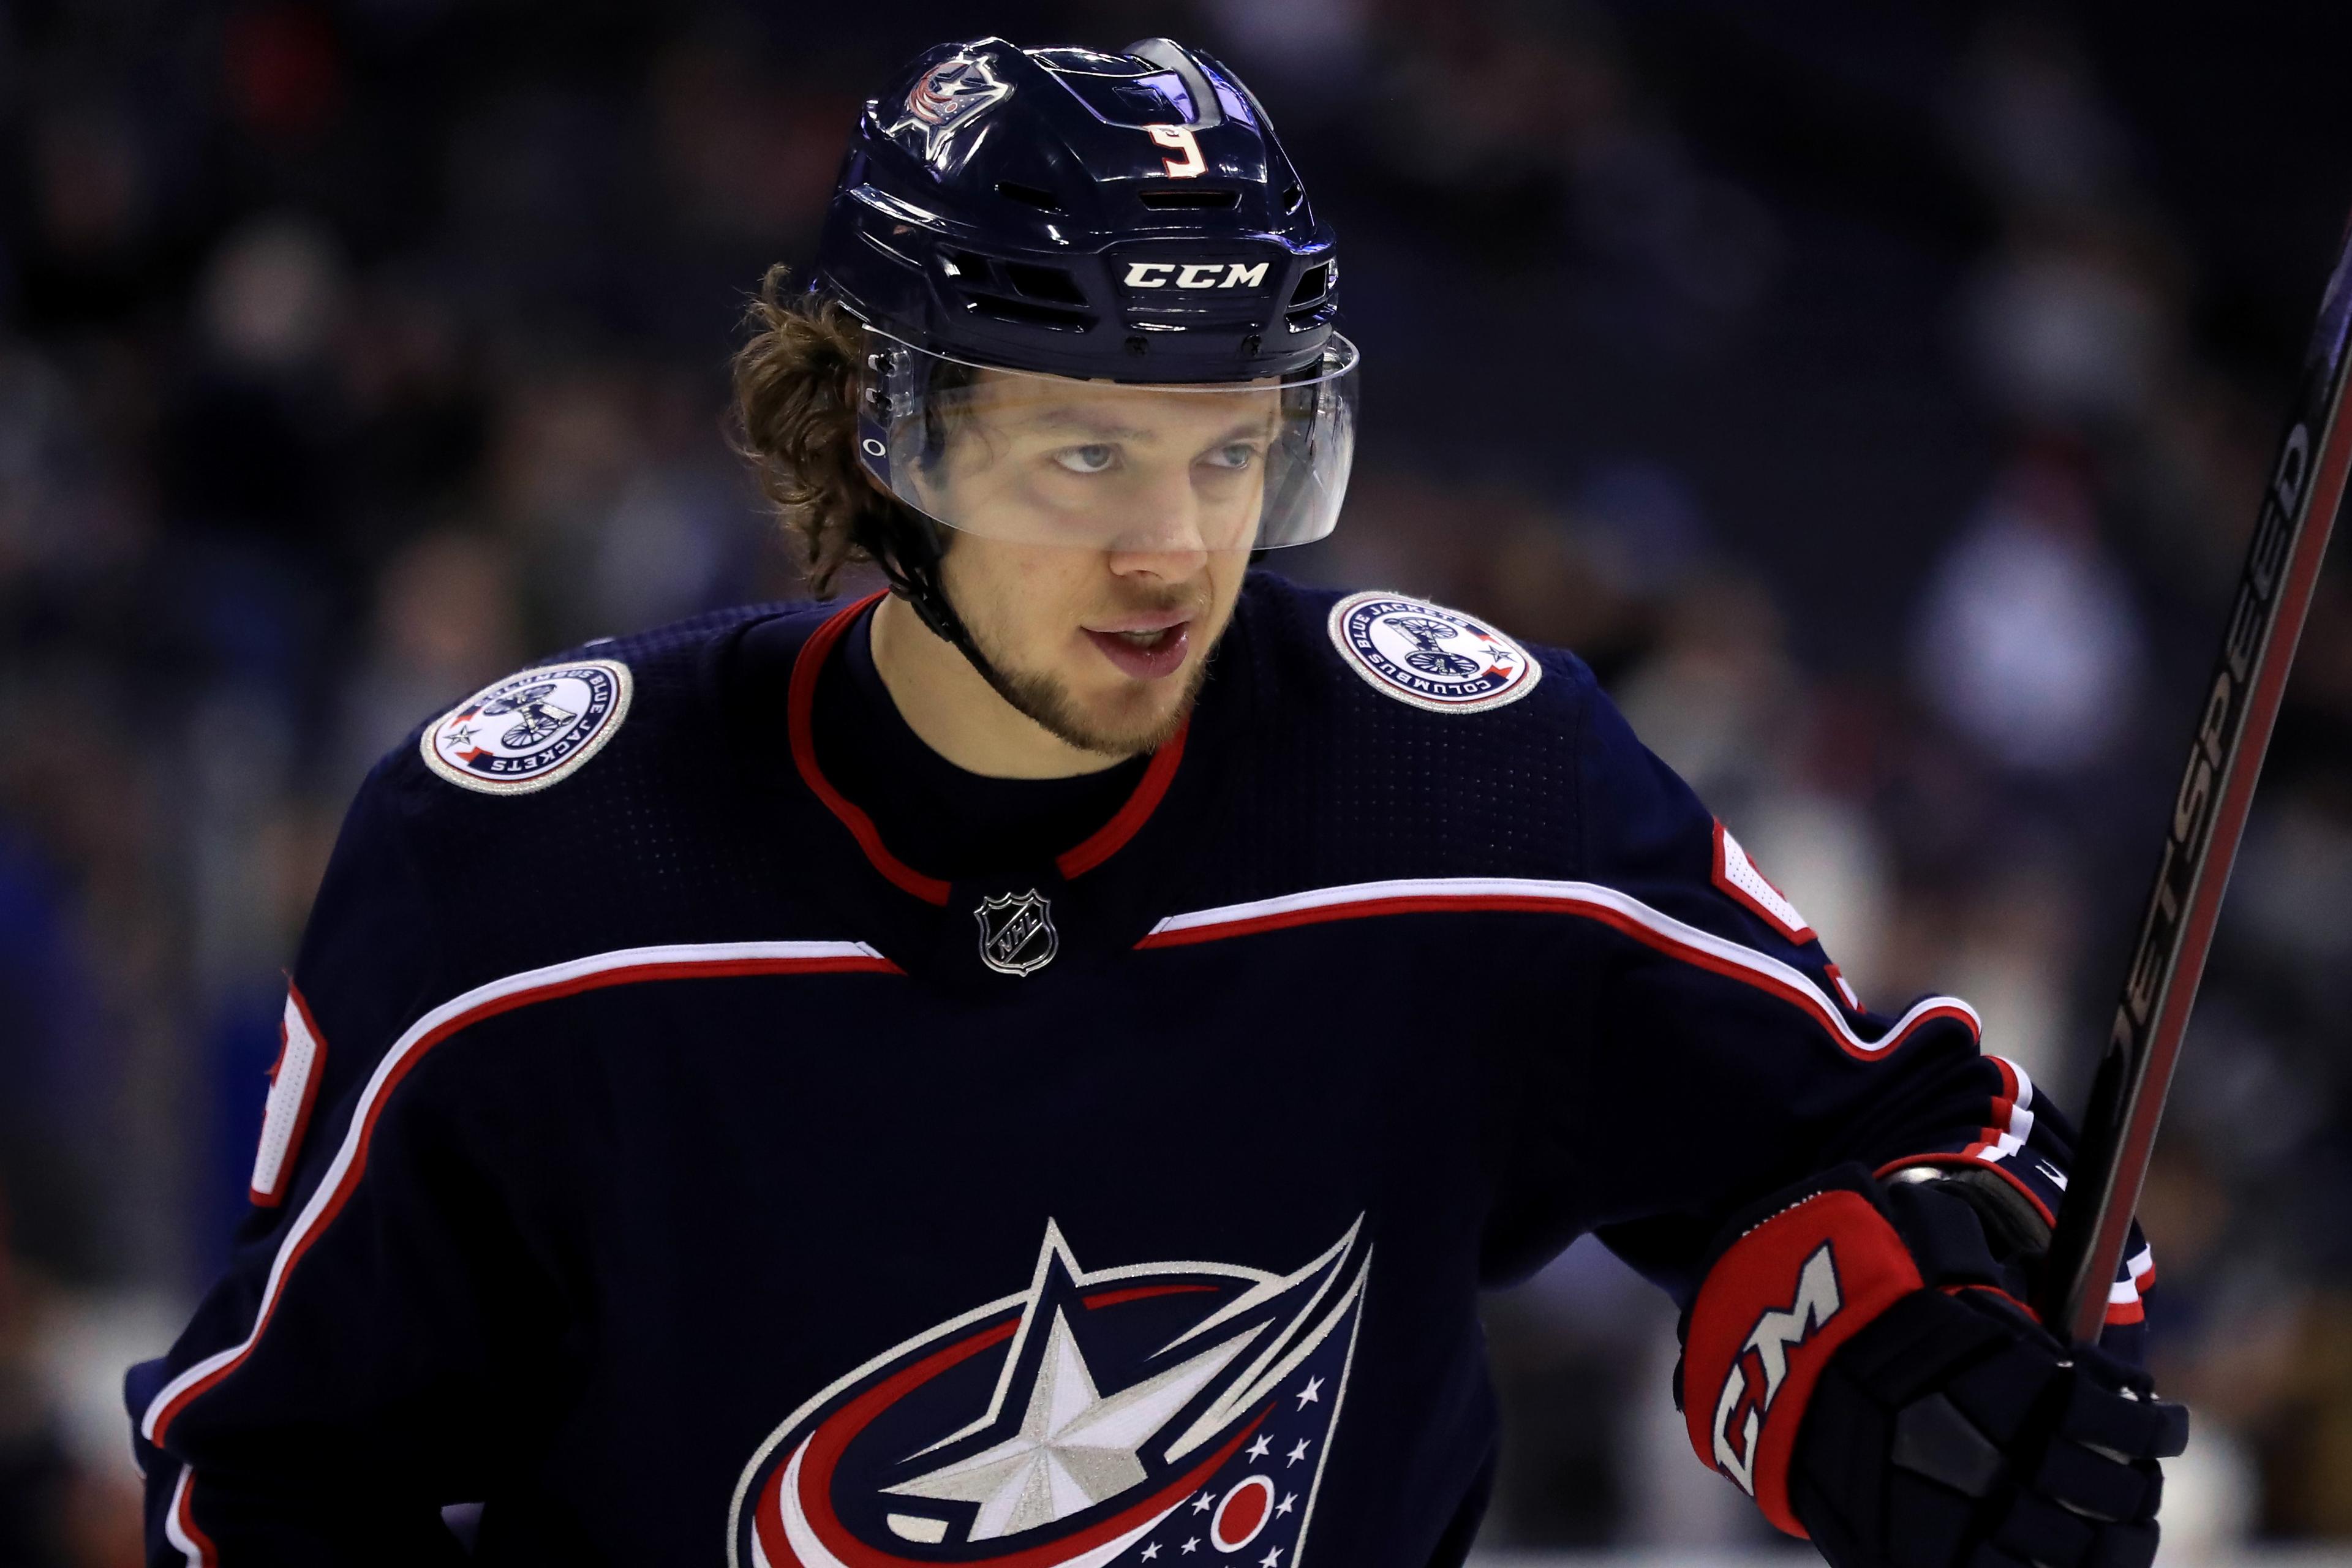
2038;215;2352;1345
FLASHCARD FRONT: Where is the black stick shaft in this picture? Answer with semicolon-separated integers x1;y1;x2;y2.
2040;218;2352;1344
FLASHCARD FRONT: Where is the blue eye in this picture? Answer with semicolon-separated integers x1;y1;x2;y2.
1054;444;1116;474
1204;443;1259;470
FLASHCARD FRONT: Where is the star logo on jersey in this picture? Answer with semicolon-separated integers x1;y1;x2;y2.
420;659;633;796
974;889;1058;978
729;1219;1370;1568
1325;592;1542;714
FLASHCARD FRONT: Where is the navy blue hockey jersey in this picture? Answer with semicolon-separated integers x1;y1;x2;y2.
126;575;2147;1567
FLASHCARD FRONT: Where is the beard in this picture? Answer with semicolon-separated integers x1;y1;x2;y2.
989;650;1210;756
958;584;1218;758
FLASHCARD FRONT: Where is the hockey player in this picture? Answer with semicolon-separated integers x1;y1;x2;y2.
127;37;2182;1568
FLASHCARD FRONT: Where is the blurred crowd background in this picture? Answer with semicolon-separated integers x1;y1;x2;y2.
3;0;2351;1561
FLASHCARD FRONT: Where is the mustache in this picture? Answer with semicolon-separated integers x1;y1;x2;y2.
1093;584;1210;618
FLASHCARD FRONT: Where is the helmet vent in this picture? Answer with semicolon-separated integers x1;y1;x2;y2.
1137;188;1240;211
994;181;1061;212
1289;264;1329;306
858;227;919;270
1280;184;1303;214
940;249;1097;330
1003;264;1087;305
962;292;1096;332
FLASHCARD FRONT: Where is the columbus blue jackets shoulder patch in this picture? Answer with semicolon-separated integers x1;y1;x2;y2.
1325;592;1541;714
420;658;633;795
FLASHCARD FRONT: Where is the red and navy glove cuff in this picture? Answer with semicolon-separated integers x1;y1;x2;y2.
1678;1166;1924;1537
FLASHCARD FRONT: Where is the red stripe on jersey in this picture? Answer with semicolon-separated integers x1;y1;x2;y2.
787;595;953;907
786;597;1191;899
145;944;900;1446
168;1469;219;1567
1139;880;1978;1063
1057;718;1188;879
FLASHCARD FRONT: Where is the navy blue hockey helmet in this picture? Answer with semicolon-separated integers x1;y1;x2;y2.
813;37;1343;384
810;39;1358;562
796;38;1358;708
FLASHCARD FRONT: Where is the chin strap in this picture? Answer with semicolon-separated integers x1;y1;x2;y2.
859;497;1036;716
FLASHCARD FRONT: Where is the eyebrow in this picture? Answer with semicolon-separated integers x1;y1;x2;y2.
1017;408;1276;445
1023;410;1155;441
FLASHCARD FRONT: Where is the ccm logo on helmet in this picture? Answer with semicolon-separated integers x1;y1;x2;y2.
1712;1242;1842;1495
1123;260;1270;290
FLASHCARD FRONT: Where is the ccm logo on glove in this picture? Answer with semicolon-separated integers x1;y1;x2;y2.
1713;1242;1841;1492
1683;1188;1924;1534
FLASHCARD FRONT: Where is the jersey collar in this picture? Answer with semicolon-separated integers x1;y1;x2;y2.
785;592;1190;907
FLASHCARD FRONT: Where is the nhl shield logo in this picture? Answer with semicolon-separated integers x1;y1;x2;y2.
974;889;1057;978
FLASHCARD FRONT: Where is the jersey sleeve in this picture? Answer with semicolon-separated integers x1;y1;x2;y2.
124;760;524;1566
1483;664;2149;1350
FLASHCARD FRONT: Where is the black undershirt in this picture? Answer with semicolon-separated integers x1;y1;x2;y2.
810;605;1148;881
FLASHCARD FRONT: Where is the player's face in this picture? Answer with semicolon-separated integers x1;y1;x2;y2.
916;372;1281;553
924;375;1263;754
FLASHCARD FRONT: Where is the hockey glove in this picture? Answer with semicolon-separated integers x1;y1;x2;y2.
1677;1166;2187;1568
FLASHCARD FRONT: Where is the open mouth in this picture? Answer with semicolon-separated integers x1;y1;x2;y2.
1084;621;1192;680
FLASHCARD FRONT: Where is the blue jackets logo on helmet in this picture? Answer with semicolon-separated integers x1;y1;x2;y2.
888;52;1009;157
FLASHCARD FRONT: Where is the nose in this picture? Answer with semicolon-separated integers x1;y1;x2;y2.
1105;462;1212;579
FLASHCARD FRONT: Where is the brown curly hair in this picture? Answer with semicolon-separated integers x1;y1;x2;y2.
731;265;895;596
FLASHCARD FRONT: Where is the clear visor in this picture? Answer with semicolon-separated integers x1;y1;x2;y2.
856;329;1359;552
